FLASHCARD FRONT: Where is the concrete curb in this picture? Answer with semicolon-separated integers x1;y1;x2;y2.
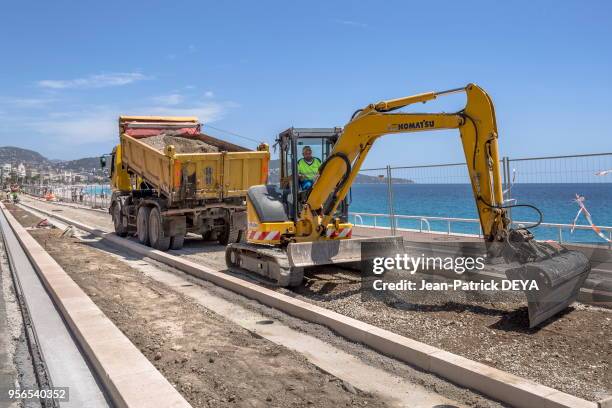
20;201;597;408
1;203;191;408
599;396;612;408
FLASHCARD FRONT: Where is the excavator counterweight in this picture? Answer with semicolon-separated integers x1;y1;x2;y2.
226;84;591;328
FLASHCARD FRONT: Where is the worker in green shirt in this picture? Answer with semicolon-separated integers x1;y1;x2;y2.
297;146;321;190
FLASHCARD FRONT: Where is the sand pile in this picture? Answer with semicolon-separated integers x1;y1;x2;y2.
141;132;218;153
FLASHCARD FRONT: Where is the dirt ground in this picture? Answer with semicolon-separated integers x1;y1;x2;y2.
8;205;387;408
18;196;612;401
176;234;612;401
284;270;612;401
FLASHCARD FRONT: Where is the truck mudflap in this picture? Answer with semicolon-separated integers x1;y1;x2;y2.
286;236;404;269
505;249;591;328
162;215;187;237
231;210;247;230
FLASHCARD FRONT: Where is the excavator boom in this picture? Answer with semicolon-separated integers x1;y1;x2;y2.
303;84;506;242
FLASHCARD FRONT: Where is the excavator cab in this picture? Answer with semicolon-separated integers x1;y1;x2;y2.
277;128;349;222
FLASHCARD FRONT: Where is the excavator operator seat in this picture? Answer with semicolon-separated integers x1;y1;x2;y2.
247;185;289;223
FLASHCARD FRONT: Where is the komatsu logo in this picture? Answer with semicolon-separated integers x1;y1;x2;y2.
389;120;435;131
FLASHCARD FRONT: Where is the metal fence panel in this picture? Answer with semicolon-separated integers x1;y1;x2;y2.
354;152;612;244
22;183;111;210
508;152;612;184
351;167;393;235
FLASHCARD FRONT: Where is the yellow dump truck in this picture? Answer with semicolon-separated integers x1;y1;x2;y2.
104;116;269;250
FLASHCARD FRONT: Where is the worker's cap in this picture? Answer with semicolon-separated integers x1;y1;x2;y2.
302;145;312;152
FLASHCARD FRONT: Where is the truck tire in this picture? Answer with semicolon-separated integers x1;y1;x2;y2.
137;206;151;246
112;202;128;237
225;245;239;267
148;207;171;251
218;222;241;246
170;234;185;250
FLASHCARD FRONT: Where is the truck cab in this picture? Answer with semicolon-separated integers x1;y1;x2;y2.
276;128;349;222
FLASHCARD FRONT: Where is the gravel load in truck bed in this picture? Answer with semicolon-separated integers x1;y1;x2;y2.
140;133;219;153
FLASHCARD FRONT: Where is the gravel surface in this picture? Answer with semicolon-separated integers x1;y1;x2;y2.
20;196;612;402
140;134;218;153
283;270;612;402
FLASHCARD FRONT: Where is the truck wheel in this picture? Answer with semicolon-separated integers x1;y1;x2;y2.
225;245;240;268
112;203;128;237
170;234;185;250
218;223;240;246
148;207;171;251
137;206;151;246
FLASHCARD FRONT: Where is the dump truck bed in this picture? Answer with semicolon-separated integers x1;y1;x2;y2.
119;116;268;205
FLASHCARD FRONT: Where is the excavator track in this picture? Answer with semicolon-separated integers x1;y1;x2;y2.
226;242;304;287
226;236;404;287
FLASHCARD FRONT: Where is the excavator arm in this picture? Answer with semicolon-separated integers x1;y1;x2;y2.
303;84;508;241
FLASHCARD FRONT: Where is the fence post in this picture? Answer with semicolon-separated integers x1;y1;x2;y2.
386;165;396;235
502;156;512;220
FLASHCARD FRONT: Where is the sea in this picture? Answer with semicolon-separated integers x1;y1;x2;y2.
349;183;612;244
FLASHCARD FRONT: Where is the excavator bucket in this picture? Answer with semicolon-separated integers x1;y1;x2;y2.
287;236;404;269
505;249;590;328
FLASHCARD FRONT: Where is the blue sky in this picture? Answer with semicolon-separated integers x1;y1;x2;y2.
0;0;610;167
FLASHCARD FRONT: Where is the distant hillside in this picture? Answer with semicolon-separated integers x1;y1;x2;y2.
0;146;102;172
354;173;414;184
56;157;101;171
0;146;49;166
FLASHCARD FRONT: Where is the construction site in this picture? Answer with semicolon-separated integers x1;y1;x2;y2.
0;103;610;408
1;2;611;407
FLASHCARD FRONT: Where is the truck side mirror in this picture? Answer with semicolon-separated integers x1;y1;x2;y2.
100;156;107;168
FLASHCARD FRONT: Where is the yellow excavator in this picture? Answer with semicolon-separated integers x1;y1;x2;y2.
226;83;591;327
